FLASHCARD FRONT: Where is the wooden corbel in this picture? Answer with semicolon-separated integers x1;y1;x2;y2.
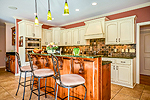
75;58;84;74
58;57;63;70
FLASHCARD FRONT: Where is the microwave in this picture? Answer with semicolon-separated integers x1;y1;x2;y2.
25;37;41;49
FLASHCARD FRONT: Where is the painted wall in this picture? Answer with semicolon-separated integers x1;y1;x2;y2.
0;26;6;66
5;23;15;52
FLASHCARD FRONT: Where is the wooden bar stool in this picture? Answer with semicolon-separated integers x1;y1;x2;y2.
28;54;56;100
51;53;87;100
15;52;38;100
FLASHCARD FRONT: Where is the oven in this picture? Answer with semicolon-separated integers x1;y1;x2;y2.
25;37;41;62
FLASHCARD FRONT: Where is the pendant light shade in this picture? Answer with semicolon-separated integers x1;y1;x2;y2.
64;0;69;15
35;15;39;26
47;0;52;21
34;0;39;25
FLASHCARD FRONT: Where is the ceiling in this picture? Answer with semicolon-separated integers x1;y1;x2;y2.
0;0;149;26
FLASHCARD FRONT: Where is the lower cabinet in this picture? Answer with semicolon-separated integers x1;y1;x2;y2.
102;57;136;88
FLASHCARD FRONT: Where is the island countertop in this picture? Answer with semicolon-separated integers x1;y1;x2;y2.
30;53;103;58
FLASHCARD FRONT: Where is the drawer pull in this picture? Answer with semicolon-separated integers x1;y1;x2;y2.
121;61;125;63
116;66;118;70
113;66;115;70
116;38;117;42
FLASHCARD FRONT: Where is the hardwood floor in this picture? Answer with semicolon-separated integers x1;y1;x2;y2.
140;74;150;86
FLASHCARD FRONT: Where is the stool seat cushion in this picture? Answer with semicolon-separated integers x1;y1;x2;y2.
33;68;54;77
21;65;38;72
57;74;85;86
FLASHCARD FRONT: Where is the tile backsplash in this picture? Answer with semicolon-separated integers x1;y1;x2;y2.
61;38;136;57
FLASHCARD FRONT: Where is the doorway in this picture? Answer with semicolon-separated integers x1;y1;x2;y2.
140;25;150;85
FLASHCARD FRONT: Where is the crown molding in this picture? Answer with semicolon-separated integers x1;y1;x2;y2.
60;2;150;26
5;22;15;26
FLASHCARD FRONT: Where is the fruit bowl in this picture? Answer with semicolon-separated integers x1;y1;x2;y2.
33;49;42;53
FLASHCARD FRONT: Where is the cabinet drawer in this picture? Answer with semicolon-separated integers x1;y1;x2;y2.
116;59;131;65
102;58;115;64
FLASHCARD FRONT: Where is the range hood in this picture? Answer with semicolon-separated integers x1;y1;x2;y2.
84;17;108;39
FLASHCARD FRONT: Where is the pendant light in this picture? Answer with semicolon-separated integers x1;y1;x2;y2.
64;0;69;15
47;0;52;21
34;0;39;25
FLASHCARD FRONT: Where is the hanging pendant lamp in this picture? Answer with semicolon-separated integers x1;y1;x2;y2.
64;0;69;15
47;0;52;21
35;0;39;25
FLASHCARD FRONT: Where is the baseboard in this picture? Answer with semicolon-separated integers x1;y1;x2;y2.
0;66;6;68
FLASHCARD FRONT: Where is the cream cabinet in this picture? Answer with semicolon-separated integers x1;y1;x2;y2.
42;29;52;46
105;15;136;45
102;57;136;88
52;28;61;46
18;20;42;38
72;26;90;46
61;29;72;46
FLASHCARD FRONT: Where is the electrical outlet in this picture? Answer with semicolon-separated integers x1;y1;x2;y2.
125;49;128;52
122;49;124;52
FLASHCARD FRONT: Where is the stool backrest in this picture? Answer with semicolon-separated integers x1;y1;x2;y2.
15;52;22;71
51;53;62;84
28;54;34;72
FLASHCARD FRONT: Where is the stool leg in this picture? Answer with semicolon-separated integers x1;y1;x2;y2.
38;78;40;100
30;73;32;90
68;88;70;100
82;84;87;100
55;85;58;100
16;72;22;96
54;81;56;97
22;71;27;100
29;76;34;100
45;78;47;98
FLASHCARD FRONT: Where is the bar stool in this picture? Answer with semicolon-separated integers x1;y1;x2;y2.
51;53;87;100
15;52;38;100
28;54;56;100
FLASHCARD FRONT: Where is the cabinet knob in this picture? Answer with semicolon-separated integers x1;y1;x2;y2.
113;66;115;70
116;66;118;70
116;38;117;42
121;61;125;63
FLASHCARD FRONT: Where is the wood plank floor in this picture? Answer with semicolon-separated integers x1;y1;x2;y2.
140;74;150;86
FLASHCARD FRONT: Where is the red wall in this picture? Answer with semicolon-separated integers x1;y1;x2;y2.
106;6;150;23
62;6;150;29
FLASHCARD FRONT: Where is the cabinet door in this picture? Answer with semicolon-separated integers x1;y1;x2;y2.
118;18;134;44
105;22;118;44
34;25;42;38
26;23;34;37
46;30;52;43
66;29;72;46
42;29;46;45
72;29;79;45
62;31;67;46
116;65;131;85
53;29;60;46
111;64;116;82
79;28;86;45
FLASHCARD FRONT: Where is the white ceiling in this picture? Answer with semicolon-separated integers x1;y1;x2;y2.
0;0;149;26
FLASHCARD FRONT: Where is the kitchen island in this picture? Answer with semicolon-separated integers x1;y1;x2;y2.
30;53;111;100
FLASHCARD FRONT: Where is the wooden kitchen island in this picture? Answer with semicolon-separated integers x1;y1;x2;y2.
30;53;111;100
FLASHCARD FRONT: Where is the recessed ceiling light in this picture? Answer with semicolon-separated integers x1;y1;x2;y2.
92;2;97;6
9;6;17;10
75;9;79;11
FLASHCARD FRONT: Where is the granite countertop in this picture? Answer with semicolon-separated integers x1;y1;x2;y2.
102;61;112;66
31;53;103;58
102;56;136;59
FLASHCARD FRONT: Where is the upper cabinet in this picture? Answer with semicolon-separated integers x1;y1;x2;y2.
18;20;42;38
105;16;136;45
84;17;108;39
52;28;61;46
72;26;90;46
42;29;52;46
61;29;72;46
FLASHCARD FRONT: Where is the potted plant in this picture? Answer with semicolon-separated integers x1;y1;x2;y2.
46;42;58;53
